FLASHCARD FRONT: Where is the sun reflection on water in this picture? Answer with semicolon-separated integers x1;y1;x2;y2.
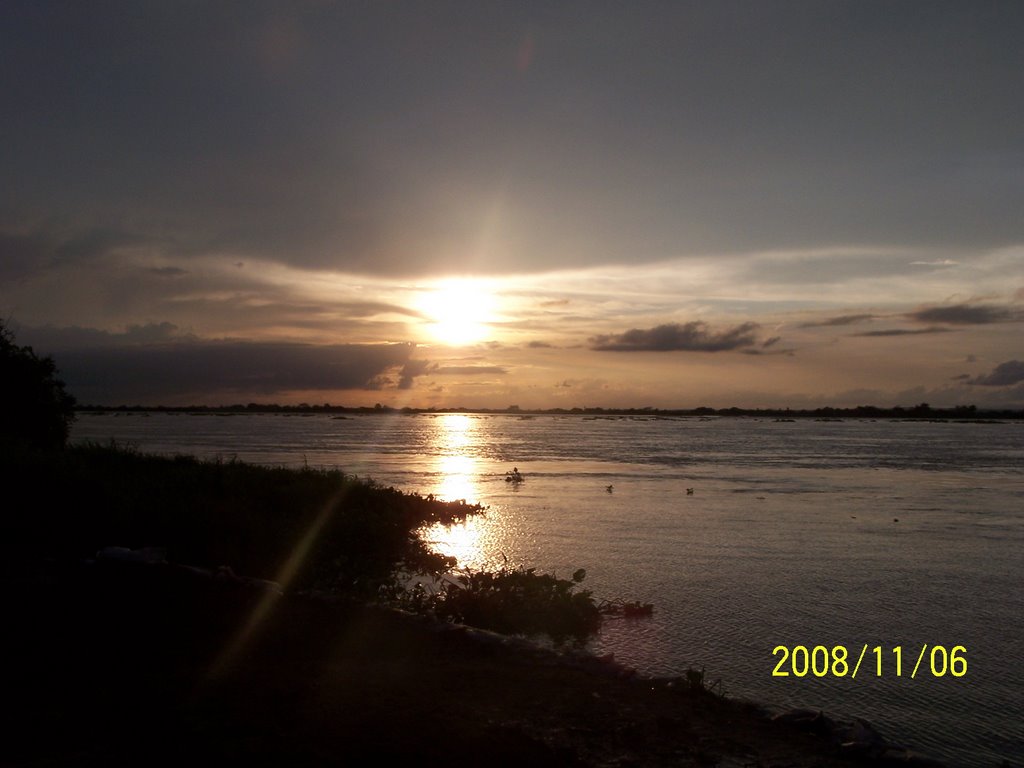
435;454;476;504
429;413;480;502
419;413;503;571
423;518;490;571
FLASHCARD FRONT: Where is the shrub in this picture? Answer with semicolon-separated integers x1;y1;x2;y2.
424;563;602;642
0;321;76;451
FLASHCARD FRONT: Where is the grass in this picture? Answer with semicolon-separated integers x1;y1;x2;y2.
1;442;476;595
1;442;603;640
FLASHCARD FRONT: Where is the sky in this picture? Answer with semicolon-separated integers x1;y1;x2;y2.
2;1;1023;409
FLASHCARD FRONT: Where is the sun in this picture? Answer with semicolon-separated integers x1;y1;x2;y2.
416;279;495;345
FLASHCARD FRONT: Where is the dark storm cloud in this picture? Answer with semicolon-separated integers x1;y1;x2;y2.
388;359;509;391
800;314;876;328
121;322;184;343
32;329;417;404
397;358;432;390
590;322;760;352
852;327;953;337
968;360;1024;387
907;304;1021;325
17;322;190;351
0;231;49;280
4;1;1024;280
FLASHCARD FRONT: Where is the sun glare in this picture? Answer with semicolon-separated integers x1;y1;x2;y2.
417;279;495;345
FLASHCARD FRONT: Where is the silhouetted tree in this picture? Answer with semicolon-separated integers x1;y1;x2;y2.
0;321;76;451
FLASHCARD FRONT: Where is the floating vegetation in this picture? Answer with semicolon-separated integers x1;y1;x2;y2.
402;562;601;643
597;598;654;618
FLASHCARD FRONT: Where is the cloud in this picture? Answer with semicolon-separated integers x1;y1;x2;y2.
397;358;432;390
4;6;1024;412
122;322;184;343
968;360;1024;386
742;252;932;288
0;226;152;280
18;322;193;350
332;302;424;320
852;327;954;337
431;365;508;375
0;231;49;280
907;303;1020;325
383;359;510;386
31;329;418;403
51;228;147;266
148;266;189;277
800;314;876;328
590;322;760;352
740;335;795;356
527;340;554;348
6;3;1024;284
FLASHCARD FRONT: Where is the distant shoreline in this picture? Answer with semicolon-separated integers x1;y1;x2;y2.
74;402;1023;421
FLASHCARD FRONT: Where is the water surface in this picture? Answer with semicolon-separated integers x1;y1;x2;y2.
73;412;1024;767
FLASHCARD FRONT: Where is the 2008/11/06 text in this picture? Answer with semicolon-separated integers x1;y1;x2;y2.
772;645;967;679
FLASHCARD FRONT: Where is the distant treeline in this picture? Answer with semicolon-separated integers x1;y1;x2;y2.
76;402;1023;420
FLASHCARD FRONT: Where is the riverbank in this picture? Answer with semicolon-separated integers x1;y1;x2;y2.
0;445;951;766
3;556;942;767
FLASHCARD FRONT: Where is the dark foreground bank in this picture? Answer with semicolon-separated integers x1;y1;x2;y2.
3;556;946;768
0;445;949;766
